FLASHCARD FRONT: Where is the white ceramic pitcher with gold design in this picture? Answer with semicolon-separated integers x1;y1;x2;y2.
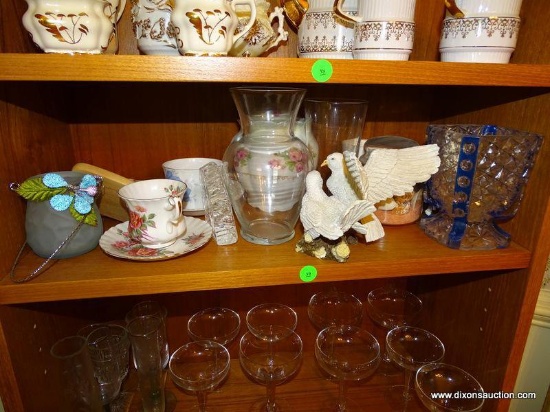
229;0;288;57
171;0;257;56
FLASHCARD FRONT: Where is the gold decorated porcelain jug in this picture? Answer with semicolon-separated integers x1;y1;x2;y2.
229;0;288;57
171;0;257;56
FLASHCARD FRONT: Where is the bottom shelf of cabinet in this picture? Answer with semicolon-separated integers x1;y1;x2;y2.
120;354;424;412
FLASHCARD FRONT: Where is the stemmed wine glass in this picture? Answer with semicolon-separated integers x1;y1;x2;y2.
415;363;485;412
246;303;298;342
315;325;380;412
169;340;231;412
308;290;363;330
386;326;445;411
187;307;241;347
366;286;423;374
239;329;303;412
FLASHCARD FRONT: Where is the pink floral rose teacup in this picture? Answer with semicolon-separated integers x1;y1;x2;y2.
118;179;187;248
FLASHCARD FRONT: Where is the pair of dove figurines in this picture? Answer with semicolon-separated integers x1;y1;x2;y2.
296;143;441;262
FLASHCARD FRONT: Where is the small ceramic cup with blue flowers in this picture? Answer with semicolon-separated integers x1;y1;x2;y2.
162;158;223;216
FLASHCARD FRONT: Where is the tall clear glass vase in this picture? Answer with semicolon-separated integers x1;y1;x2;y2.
223;87;310;245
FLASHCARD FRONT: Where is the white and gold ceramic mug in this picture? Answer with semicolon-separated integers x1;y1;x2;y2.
171;0;257;56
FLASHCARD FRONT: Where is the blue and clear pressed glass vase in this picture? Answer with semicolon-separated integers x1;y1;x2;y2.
420;124;543;250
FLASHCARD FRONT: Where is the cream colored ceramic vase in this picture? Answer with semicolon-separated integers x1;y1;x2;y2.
171;0;257;56
229;1;288;57
131;0;180;55
22;0;116;54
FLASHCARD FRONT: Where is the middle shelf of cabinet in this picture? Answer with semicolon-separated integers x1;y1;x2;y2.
0;218;531;305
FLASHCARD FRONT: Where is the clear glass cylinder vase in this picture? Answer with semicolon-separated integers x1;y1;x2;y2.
223;87;310;245
420;124;543;250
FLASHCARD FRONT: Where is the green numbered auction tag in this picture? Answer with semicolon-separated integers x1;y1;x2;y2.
300;265;318;282
311;60;333;83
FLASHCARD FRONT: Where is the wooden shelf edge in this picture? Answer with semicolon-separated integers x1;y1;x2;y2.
1;54;549;86
0;223;531;304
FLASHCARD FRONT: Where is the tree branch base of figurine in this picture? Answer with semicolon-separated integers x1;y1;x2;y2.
295;235;357;263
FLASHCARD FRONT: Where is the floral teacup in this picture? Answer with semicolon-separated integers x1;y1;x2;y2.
118;179;187;248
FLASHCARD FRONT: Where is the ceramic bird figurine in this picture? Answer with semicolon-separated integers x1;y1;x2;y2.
297;170;376;262
323;144;441;242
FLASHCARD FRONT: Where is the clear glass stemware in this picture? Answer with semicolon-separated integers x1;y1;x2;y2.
187;307;241;347
315;325;380;412
415;362;485;412
366;286;423;374
169;340;231;412
239;329;303;411
386;326;445;411
246;303;298;342
308;289;363;331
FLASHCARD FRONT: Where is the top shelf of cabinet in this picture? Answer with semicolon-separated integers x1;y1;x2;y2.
1;55;550;86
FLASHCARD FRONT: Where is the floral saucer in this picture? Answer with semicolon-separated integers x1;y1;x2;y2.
99;217;212;261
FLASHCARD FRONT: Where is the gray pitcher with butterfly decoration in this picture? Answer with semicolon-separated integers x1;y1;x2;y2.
10;171;103;282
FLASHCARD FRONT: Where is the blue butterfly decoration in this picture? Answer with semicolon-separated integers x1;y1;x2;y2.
43;173;99;215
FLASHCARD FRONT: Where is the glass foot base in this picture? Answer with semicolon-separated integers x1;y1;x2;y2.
385;385;423;412
420;213;510;250
319;397;363;412
247;397;294;412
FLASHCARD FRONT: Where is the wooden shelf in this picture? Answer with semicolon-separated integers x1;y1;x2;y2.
123;351;423;412
0;221;530;305
1;54;550;86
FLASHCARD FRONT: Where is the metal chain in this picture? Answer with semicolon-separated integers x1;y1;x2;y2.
10;220;85;283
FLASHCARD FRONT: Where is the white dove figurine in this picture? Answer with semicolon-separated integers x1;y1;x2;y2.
323;144;441;242
300;170;376;243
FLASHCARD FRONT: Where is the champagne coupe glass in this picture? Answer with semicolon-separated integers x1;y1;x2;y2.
246;303;298;342
366;286;423;374
415;363;485;412
239;329;303;412
315;325;380;412
308;290;364;330
169;340;231;412
187;307;241;347
386;326;445;411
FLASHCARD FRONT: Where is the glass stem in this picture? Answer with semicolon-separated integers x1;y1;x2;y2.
196;391;208;412
337;379;347;411
402;369;413;410
266;382;277;412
